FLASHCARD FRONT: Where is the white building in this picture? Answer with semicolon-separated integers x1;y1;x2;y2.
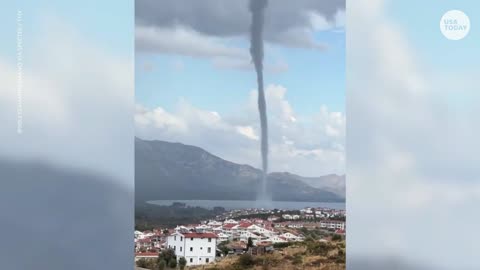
174;225;190;232
135;252;158;262
134;230;144;239
212;226;223;234
239;231;260;242
267;216;279;221
281;232;303;242
319;220;345;230
207;220;223;226
195;224;212;233
286;222;304;229
268;235;288;243
224;219;238;224
167;232;217;266
247;224;275;238
217;232;230;242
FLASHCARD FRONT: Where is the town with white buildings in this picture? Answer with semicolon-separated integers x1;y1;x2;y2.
135;207;346;267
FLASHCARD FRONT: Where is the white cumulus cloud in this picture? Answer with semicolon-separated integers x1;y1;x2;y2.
135;84;345;177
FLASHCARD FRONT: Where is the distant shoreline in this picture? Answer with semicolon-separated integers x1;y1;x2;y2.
146;199;346;211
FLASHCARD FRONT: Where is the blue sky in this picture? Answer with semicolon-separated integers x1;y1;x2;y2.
347;1;480;269
387;1;479;75
388;1;480;108
1;2;134;269
0;0;132;56
134;1;346;176
0;0;133;185
136;30;344;115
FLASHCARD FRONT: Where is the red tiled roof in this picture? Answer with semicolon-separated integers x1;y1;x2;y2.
137;238;152;243
135;252;158;257
228;243;247;249
238;222;252;228
183;232;218;239
320;220;345;224
223;223;236;229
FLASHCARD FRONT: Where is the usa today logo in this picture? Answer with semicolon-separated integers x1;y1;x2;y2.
440;10;470;40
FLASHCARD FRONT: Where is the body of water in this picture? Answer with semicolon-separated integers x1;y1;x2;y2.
147;200;345;211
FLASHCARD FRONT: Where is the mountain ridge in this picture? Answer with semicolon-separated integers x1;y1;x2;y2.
135;137;345;203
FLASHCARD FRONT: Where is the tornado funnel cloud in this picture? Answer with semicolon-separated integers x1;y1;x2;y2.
249;0;269;202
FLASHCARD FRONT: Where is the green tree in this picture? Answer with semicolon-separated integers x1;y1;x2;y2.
178;257;187;270
136;256;156;269
168;259;177;268
247;237;254;249
273;242;291;249
157;248;176;269
218;241;230;255
157;260;166;270
332;234;342;241
292;254;303;265
306;241;333;256
136;258;149;268
237;253;255;268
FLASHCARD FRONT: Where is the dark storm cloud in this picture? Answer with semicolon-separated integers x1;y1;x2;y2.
135;0;344;49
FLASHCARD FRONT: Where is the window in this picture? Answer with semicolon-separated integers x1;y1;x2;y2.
208;238;211;242
190;258;193;263
190;247;193;252
180;237;183;241
174;245;176;250
174;236;176;241
180;247;182;252
208;247;211;253
191;238;193;241
206;258;210;263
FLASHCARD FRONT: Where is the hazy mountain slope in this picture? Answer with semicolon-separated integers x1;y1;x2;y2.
135;138;344;202
287;173;346;199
